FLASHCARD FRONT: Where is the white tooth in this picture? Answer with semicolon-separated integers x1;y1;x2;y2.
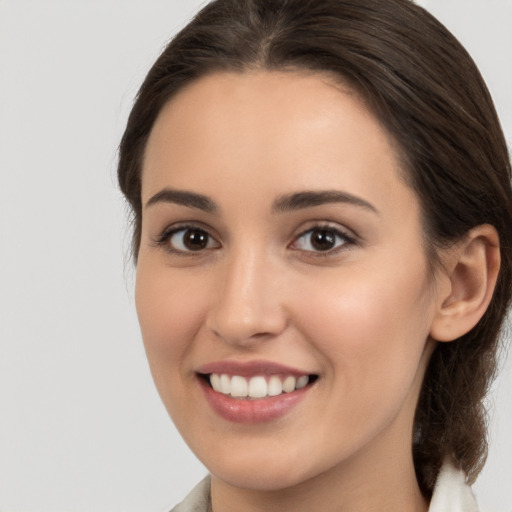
220;374;231;395
296;375;309;389
282;376;296;393
230;375;248;397
268;376;283;396
248;376;268;398
210;373;222;392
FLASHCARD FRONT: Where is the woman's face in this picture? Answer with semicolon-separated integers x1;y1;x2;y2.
136;71;442;491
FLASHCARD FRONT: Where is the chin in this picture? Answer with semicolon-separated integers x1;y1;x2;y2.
212;462;309;491
201;442;322;491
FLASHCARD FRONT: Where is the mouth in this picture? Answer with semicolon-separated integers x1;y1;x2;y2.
195;360;319;423
197;372;319;399
195;361;319;423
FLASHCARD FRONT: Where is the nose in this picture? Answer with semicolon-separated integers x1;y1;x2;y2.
206;249;288;346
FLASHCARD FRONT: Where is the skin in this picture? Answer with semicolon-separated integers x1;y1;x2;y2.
136;70;459;512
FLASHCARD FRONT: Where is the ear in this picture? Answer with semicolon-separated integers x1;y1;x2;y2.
430;224;500;342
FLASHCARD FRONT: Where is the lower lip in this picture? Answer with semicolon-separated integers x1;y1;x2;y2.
199;378;311;424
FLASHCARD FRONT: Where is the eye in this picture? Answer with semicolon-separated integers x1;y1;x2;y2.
159;226;220;253
291;226;355;253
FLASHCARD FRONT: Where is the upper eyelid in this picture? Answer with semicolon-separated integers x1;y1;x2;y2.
159;222;217;239
153;225;221;257
289;223;360;255
152;223;220;250
293;222;358;241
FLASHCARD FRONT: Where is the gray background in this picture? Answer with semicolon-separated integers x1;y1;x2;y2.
0;1;510;511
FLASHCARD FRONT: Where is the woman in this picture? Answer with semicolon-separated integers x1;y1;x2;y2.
118;0;512;510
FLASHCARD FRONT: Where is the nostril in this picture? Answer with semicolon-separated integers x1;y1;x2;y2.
205;289;288;346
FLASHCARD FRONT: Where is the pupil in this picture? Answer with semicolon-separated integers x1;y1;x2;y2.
184;229;208;250
311;230;335;250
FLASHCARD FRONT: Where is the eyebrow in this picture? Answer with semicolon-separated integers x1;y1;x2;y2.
272;190;378;214
145;188;218;213
145;188;378;215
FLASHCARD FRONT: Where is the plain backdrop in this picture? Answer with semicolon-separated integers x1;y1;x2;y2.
0;1;511;511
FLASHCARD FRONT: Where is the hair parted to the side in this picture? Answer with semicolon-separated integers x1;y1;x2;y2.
118;0;512;496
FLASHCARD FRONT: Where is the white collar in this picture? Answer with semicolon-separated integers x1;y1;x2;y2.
428;462;479;512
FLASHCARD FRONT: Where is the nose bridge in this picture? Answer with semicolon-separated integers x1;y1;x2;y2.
207;244;285;344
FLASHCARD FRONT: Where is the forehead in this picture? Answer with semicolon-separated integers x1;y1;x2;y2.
142;70;415;217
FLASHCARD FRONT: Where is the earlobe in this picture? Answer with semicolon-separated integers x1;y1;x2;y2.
430;224;500;342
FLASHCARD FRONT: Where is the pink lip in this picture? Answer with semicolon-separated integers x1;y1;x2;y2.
198;378;311;424
195;359;316;424
196;359;311;377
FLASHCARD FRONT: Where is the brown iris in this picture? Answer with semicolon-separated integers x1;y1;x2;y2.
310;229;337;251
183;229;210;251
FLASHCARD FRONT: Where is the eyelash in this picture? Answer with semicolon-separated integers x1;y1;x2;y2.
291;224;358;256
153;223;358;257
153;224;219;256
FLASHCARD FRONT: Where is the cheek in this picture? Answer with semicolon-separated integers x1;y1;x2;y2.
293;259;433;399
135;264;208;379
286;267;434;463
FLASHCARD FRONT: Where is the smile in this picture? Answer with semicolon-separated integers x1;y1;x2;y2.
209;373;310;398
195;361;318;423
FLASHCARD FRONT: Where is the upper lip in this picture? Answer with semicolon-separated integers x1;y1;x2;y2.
196;359;315;377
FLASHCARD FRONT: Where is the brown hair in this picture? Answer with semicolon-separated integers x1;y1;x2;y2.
118;0;512;495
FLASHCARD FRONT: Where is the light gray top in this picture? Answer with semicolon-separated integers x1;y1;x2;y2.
171;461;478;512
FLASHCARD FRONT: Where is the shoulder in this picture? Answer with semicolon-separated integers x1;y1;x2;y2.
170;475;211;512
428;462;479;512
